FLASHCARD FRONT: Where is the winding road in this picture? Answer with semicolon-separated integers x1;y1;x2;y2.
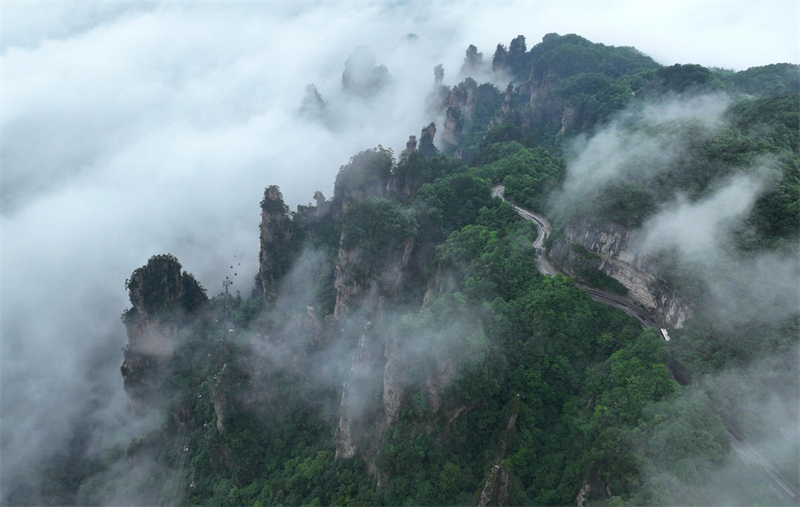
492;185;661;330
492;184;799;505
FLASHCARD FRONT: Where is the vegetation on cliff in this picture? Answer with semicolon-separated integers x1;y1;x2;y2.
31;31;798;507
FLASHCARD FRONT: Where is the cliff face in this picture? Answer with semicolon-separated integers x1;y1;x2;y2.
333;235;415;319
334;323;386;460
442;78;478;151
255;185;295;299
120;254;207;407
433;33;661;157
549;221;692;328
329;148;392;219
332;228;416;473
334;320;460;488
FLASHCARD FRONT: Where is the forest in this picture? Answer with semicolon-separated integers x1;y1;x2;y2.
15;32;798;507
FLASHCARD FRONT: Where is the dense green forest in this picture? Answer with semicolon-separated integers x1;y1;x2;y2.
20;32;799;507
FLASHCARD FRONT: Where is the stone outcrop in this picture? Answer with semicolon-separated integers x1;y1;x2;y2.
478;465;510;507
300;84;327;119
120;254;207;407
399;135;417;160
381;337;407;428
489;82;519;130
334;322;386;460
549;221;692;328
211;364;229;433
342;46;389;97
459;44;485;77
425;358;457;415
576;481;591;507
329;148;392;219
333;235;414;319
255;185;295;299
389;124;439;201
477;398;519;507
418;122;437;159
442;78;478;151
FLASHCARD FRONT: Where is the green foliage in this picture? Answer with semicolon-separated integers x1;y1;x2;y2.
342;198;417;257
124;254;207;317
579;267;628;296
260;185;289;215
449;83;504;159
729;63;800;98
62;32;800;507
413;172;492;238
529;34;659;81
551;72;633;126
571;243;598;260
333;147;393;202
479;143;563;212
649;63;723;94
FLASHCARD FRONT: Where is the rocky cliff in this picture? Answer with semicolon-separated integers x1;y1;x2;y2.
548;221;692;328
120;254;207;407
442;77;478;151
255;185;295;300
334;322;385;460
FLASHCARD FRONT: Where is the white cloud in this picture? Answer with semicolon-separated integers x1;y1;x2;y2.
1;1;797;500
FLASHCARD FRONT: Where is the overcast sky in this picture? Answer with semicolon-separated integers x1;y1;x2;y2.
1;0;798;500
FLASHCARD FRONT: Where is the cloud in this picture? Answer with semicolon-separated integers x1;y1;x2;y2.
635;167;799;325
1;1;797;502
552;93;732;218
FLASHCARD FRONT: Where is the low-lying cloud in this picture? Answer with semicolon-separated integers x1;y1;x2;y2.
2;1;797;503
636;167;799;325
553;93;731;217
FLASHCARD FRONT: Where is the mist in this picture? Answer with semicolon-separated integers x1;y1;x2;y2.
552;93;731;218
2;1;798;504
637;170;799;325
549;85;798;503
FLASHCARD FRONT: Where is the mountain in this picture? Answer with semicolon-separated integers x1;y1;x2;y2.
29;33;799;507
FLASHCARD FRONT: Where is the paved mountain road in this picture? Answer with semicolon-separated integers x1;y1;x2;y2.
492;185;659;328
492;184;799;505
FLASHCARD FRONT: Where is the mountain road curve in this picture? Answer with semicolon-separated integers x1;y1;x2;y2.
492;184;800;504
492;185;659;328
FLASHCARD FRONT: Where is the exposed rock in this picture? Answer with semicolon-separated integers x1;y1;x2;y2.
334;322;386;460
477;399;519;506
389;124;438;200
489;82;519;130
434;64;444;87
418;122;438;160
425;358;457;415
460;44;484;77
478;465;501;506
120;254;206;408
478;464;510;507
300;84;327;119
400;135;417;161
560;104;581;133
381;337;407;427
549;221;692;327
334;381;358;459
211;364;228;433
342;46;389;97
506;35;527;78
329;148;392;219
333;228;415;319
303;305;323;344
576;481;591;507
492;44;508;73
255;185;295;299
442;78;478;150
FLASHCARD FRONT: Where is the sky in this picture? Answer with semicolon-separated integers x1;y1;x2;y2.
1;0;798;501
